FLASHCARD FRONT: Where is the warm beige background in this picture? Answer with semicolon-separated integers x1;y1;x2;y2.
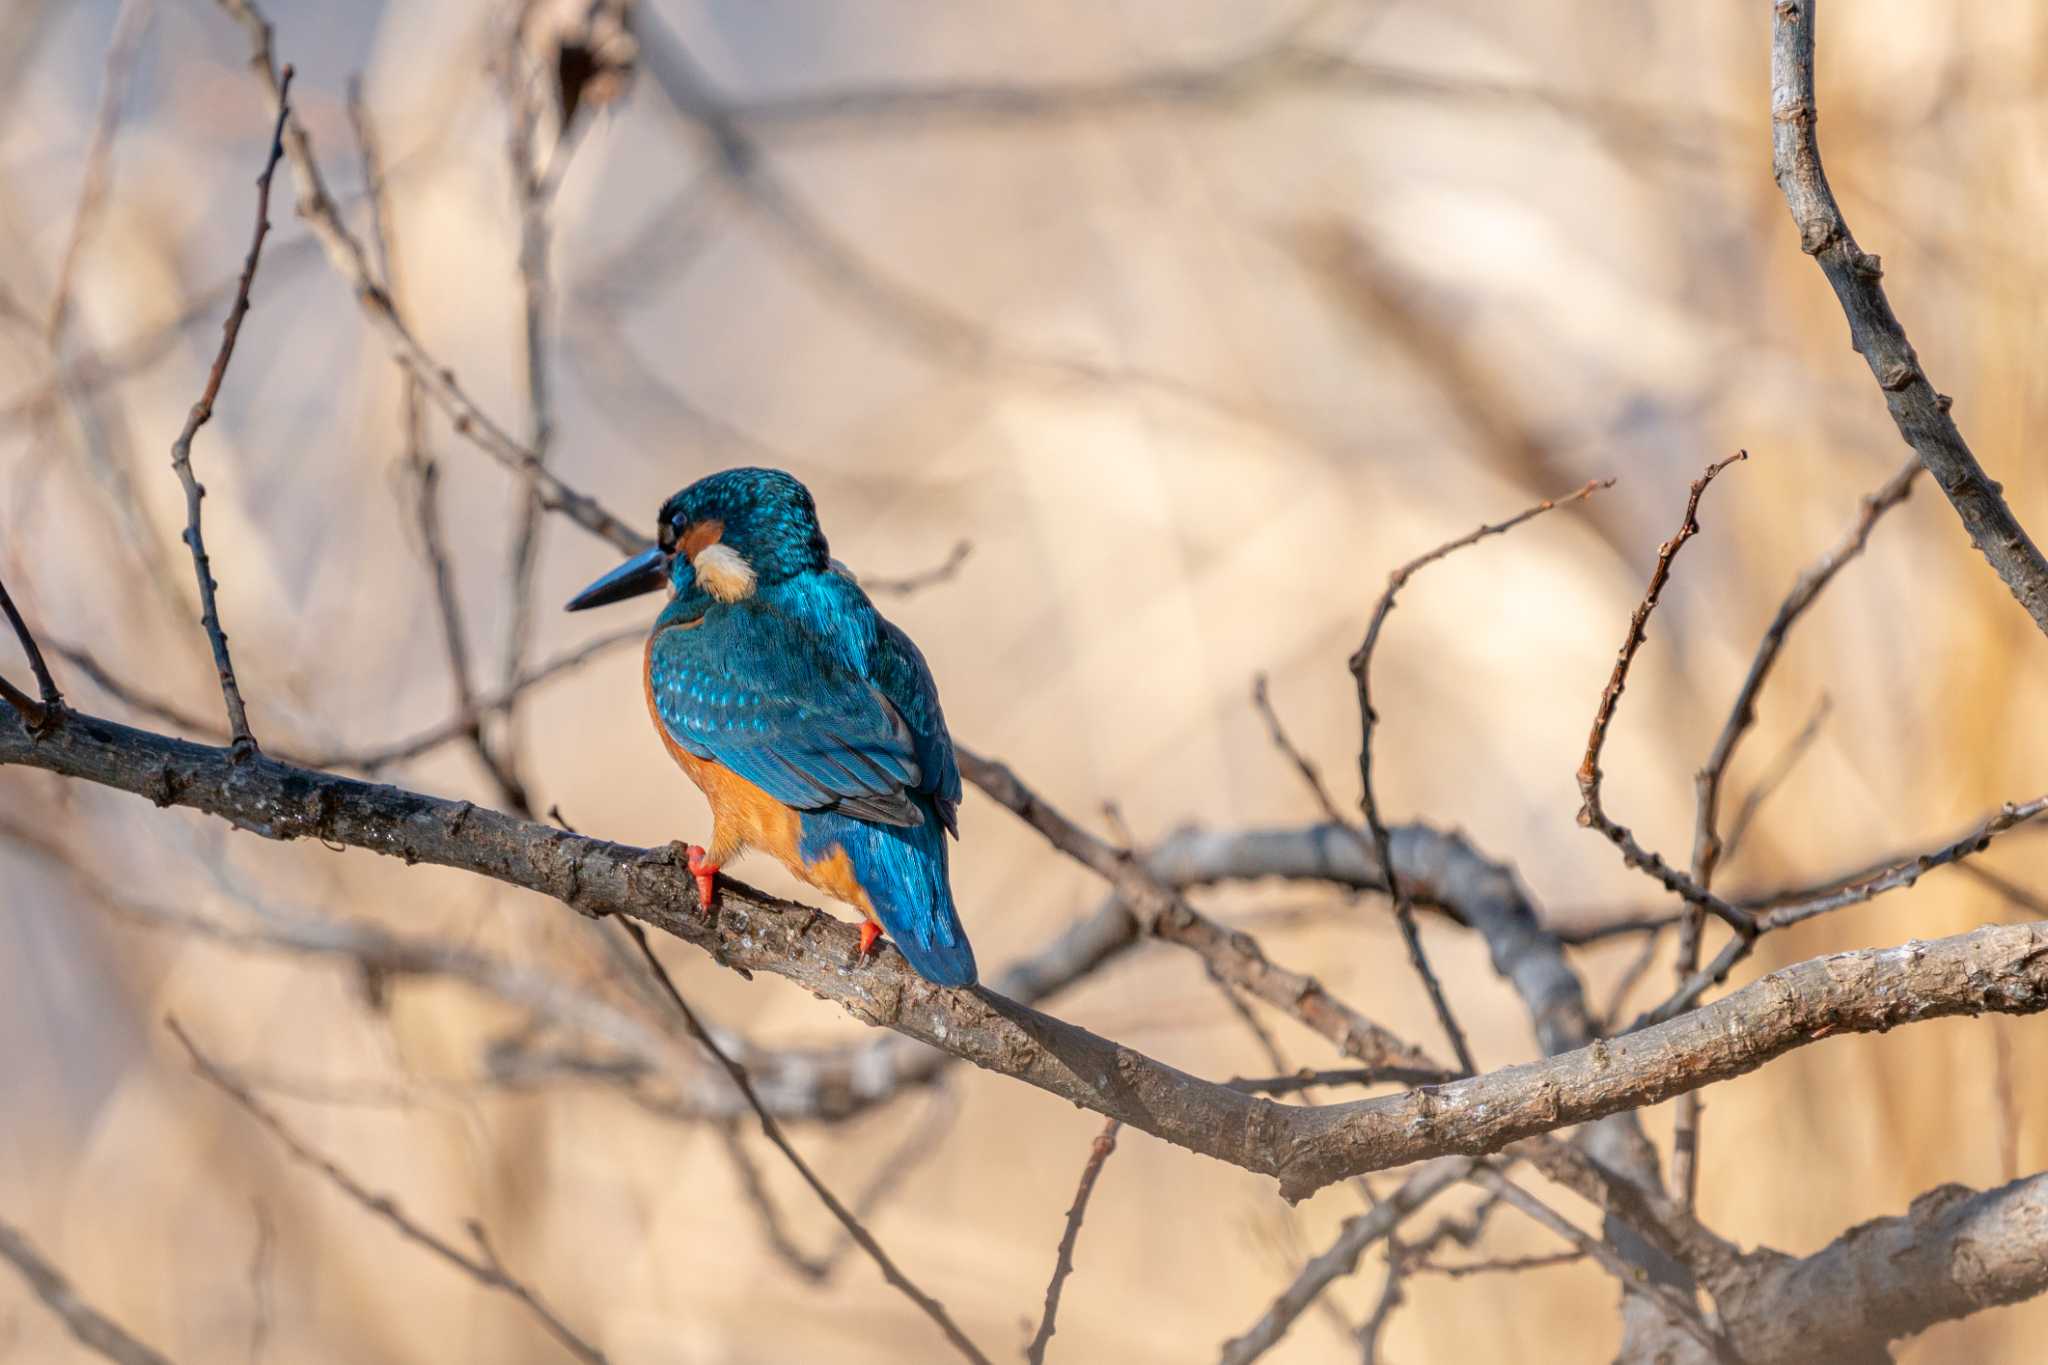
2;1;2045;1361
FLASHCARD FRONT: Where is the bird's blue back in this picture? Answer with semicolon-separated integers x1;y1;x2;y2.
646;568;975;985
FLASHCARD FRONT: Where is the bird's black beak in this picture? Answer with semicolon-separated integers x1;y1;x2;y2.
565;546;668;611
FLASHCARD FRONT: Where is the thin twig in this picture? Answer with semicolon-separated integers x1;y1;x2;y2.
46;0;154;346
496;9;560;784
1718;693;1833;867
1689;458;1918;892
1770;0;2048;638
960;748;1449;1079
0;1218;174;1365
1025;1117;1121;1364
1597;924;1666;1035
716;1086;961;1283
1354;1251;1404;1365
1249;673;1349;828
1350;478;1613;1074
1634;793;2048;1029
858;540;973;596
168;64;297;758
214;0;645;555
1672;461;1916;1198
612;921;992;1365
167;1019;607;1364
344;76;531;815
0;570;62;731
1407;1248;1585;1279
1575;454;1751;933
1218;1157;1474;1365
1470;1168;1731;1361
305;626;641;771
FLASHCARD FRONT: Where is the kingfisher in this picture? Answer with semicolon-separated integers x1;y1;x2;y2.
565;468;977;988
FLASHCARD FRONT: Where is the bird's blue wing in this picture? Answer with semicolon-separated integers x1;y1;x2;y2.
648;598;926;827
871;616;963;835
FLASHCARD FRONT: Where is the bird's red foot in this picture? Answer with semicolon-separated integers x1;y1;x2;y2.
684;844;720;914
857;918;884;964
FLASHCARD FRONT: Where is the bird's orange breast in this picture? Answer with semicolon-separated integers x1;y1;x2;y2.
643;634;808;876
643;634;882;925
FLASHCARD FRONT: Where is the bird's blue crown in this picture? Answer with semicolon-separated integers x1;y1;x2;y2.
658;468;830;588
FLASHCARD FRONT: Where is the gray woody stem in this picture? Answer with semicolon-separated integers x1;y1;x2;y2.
7;703;2048;1202
1770;0;2048;637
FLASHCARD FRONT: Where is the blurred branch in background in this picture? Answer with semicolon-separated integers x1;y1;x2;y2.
169;1019;611;1365
0;1220;172;1365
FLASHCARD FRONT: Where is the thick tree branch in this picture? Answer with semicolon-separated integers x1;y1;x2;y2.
1713;1172;2048;1363
1770;0;2048;638
10;707;2047;1202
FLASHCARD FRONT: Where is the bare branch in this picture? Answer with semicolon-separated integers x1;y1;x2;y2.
213;0;645;555
1351;478;1612;1074
1639;792;2048;1028
45;0;153;346
1675;456;1916;1203
1712;1171;2048;1362
1025;1117;1121;1365
495;12;561;785
960;748;1450;1078
306;627;641;773
344;78;531;815
1689;458;1918;891
0;570;62;732
12;708;2048;1201
1717;692;1832;867
0;1218;173;1365
167;63;297;758
1576;454;1752;933
1770;0;2048;637
1218;1157;1475;1365
854;540;973;597
611;921;991;1365
1471;1168;1730;1361
169;1019;608;1364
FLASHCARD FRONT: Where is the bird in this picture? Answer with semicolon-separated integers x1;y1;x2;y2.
565;467;977;988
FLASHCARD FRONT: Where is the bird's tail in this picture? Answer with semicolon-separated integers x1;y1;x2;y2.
798;801;977;987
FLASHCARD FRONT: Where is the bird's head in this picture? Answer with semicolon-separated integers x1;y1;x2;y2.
565;467;830;613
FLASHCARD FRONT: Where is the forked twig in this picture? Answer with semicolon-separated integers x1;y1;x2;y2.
1350;477;1613;1075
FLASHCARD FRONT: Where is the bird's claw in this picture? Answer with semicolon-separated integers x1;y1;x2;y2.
856;918;884;965
681;843;719;915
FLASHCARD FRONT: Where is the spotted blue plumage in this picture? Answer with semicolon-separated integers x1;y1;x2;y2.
640;470;974;986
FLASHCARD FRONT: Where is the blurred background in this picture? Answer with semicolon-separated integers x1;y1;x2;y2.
2;1;2045;1360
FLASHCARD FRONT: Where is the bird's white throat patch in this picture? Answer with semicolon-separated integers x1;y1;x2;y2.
694;542;758;602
